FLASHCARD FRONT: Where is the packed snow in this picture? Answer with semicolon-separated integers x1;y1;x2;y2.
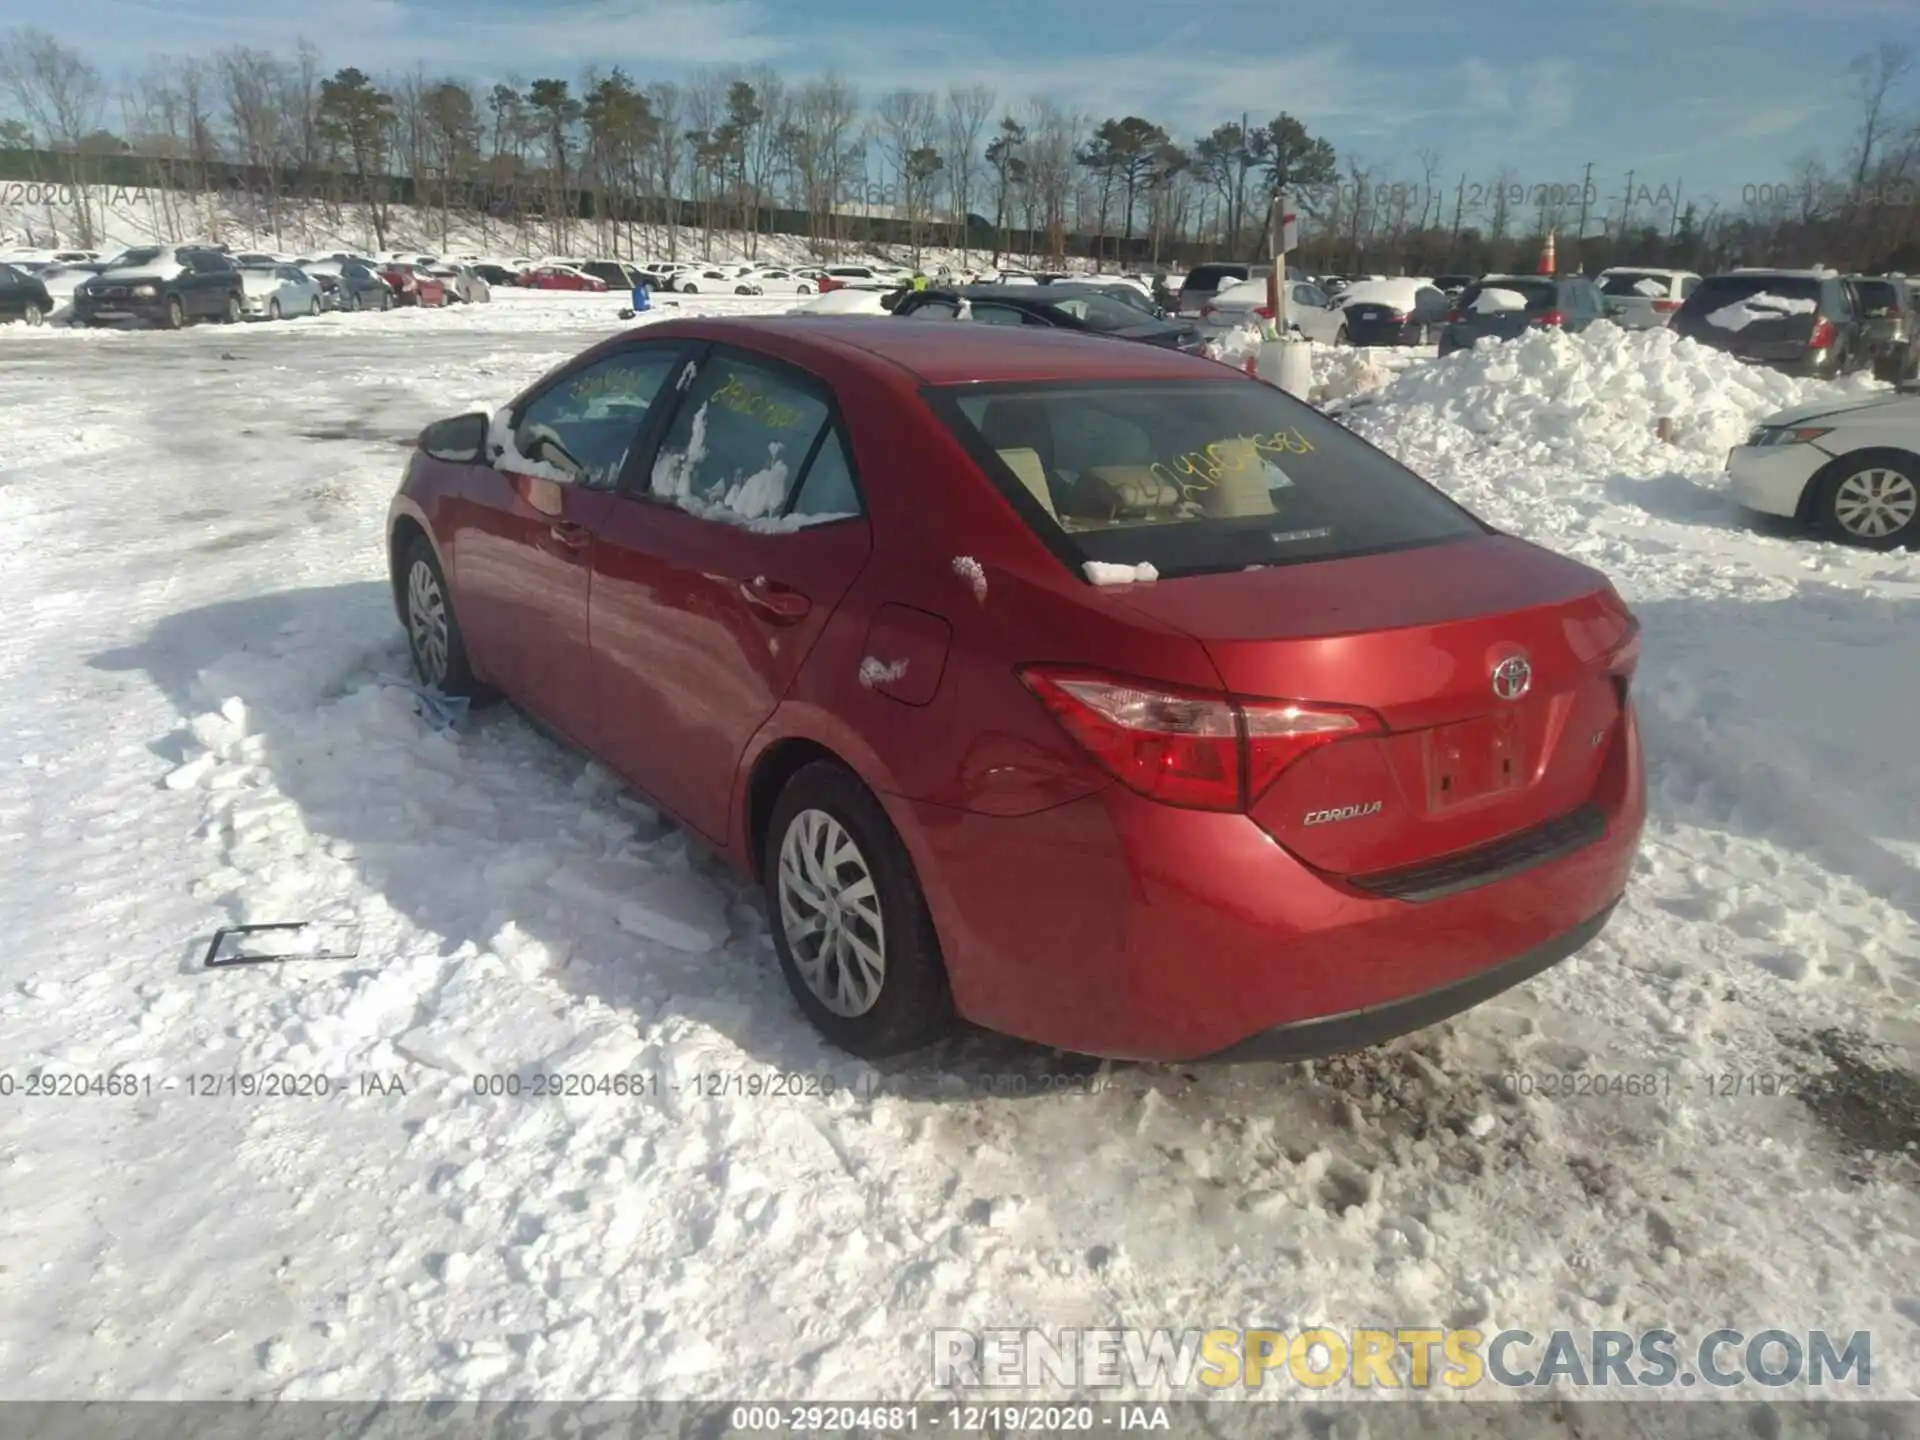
951;555;988;602
1471;286;1530;313
1;282;1918;1410
857;657;910;688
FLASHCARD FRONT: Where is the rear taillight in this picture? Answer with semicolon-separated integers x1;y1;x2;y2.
1254;305;1275;320
1019;666;1383;812
1808;317;1835;349
1200;303;1216;318
1651;299;1680;313
1446;308;1464;323
1385;309;1408;322
1533;309;1567;327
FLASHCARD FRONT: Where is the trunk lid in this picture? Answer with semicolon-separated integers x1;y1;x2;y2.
1105;535;1634;876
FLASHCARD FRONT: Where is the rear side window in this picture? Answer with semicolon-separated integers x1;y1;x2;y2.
648;354;861;528
1185;264;1247;293
1681;275;1823;314
930;379;1483;577
1853;280;1900;314
1600;272;1672;297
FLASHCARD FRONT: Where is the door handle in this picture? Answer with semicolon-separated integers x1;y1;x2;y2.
738;577;811;622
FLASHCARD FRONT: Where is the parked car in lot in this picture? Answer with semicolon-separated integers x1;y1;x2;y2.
1340;278;1454;347
1669;270;1865;377
71;245;245;328
388;317;1645;1060
574;259;640;290
1177;262;1270;316
238;260;325;319
469;262;521;288
1727;392;1919;547
738;267;818;295
300;258;391;311
815;265;895;293
376;262;451;306
1438;275;1609;355
430;264;492;304
1432;273;1477;297
1201;277;1347;343
1596;267;1701;329
1848;275;1916;385
522;265;609;292
892;284;1208;353
0;260;54;325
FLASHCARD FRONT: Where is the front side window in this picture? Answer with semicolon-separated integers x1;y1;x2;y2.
510;348;682;490
1041;292;1147;333
648;354;858;528
931;379;1483;577
971;303;1037;326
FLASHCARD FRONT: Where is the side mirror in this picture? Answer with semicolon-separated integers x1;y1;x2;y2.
420;412;489;464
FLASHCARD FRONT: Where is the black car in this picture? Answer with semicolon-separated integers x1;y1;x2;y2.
1432;273;1477;296
1669;270;1866;378
0;261;54;325
1849;275;1917;386
893;284;1208;354
1341;281;1452;346
471;263;523;288
1437;275;1609;355
1040;278;1173;321
577;259;639;290
299;258;395;311
71;245;245;329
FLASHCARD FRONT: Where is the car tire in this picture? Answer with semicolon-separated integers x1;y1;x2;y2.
267;299;281;321
400;535;487;698
1335;324;1350;345
308;298;320;317
682;282;699;294
798;284;813;295
380;290;391;311
224;293;242;324
165;296;185;330
23;302;45;326
1816;454;1920;549
763;760;955;1058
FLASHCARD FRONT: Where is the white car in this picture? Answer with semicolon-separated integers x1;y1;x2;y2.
237;261;324;319
1200;277;1347;344
430;264;492;304
1726;392;1920;548
1598;267;1701;329
816;264;895;292
671;266;750;294
793;288;893;315
738;267;817;296
34;261;108;313
1;247;99;266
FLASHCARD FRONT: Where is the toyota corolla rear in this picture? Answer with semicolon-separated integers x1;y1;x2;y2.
915;375;1645;1061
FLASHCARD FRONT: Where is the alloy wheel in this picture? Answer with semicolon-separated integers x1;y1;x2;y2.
1833;467;1919;540
24;303;44;326
406;558;451;685
777;808;886;1017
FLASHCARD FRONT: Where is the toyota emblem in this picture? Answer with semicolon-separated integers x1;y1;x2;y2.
1491;655;1532;702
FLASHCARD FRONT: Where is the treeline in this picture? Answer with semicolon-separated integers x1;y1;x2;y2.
2;28;1917;276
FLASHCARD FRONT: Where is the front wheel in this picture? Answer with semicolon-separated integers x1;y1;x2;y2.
22;302;45;326
267;299;281;321
380;290;392;311
401;537;486;697
681;282;699;294
165;296;185;330
1819;456;1920;549
308;297;320;316
223;293;242;324
797;284;814;295
763;762;955;1058
1335;324;1350;345
736;284;753;295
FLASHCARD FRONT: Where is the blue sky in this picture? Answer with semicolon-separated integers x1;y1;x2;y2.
12;0;1910;222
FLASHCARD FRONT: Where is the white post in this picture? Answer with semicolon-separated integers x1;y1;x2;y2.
1255;189;1311;399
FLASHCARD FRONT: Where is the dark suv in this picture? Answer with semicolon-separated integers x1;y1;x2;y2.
1438;275;1609;355
1849;275;1917;386
71;245;245;329
1669;270;1865;377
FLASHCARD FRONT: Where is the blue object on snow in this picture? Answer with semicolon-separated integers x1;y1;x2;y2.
375;674;470;732
632;283;651;312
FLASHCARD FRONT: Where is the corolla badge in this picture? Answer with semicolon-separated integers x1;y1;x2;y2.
1302;801;1383;826
1490;654;1533;702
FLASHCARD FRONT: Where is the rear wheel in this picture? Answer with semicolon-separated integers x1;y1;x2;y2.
682;282;699;294
267;298;281;321
223;293;242;324
1819;455;1920;548
401;536;486;697
379;289;392;311
22;302;45;326
798;283;814;295
1335;323;1350;345
308;297;320;317
165;296;185;330
764;762;955;1058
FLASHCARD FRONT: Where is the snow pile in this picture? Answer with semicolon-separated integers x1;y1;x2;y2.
1083;560;1159;585
1707;293;1818;331
1311;345;1421;404
951;555;987;601
1334;324;1885;474
1470;286;1529;313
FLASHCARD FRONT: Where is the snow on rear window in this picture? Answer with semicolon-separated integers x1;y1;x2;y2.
1470;287;1530;313
1705;292;1818;331
1600;273;1671;297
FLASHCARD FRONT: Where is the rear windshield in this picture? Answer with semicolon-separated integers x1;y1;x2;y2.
1853;279;1903;312
1683;275;1823;310
929;379;1484;577
105;247;164;269
1041;291;1156;333
1458;279;1557;312
1184;264;1248;291
1599;272;1672;297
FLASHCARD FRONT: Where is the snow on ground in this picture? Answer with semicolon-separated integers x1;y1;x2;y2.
1;302;1918;1406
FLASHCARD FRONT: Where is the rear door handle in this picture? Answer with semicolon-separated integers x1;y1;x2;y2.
738;577;811;623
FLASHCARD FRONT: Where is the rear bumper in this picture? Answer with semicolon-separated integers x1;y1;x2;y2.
888;701;1646;1062
1726;443;1827;519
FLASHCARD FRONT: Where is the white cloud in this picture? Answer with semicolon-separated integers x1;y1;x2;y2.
1521;59;1576;132
1458;58;1509;113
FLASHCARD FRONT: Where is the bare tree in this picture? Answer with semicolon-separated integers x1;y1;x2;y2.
943;82;994;264
0;28;108;243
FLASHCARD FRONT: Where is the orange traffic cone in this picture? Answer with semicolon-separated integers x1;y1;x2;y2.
1538;229;1557;275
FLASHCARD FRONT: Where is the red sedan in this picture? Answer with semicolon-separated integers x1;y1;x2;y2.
378;263;450;307
387;319;1645;1061
520;265;609;292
